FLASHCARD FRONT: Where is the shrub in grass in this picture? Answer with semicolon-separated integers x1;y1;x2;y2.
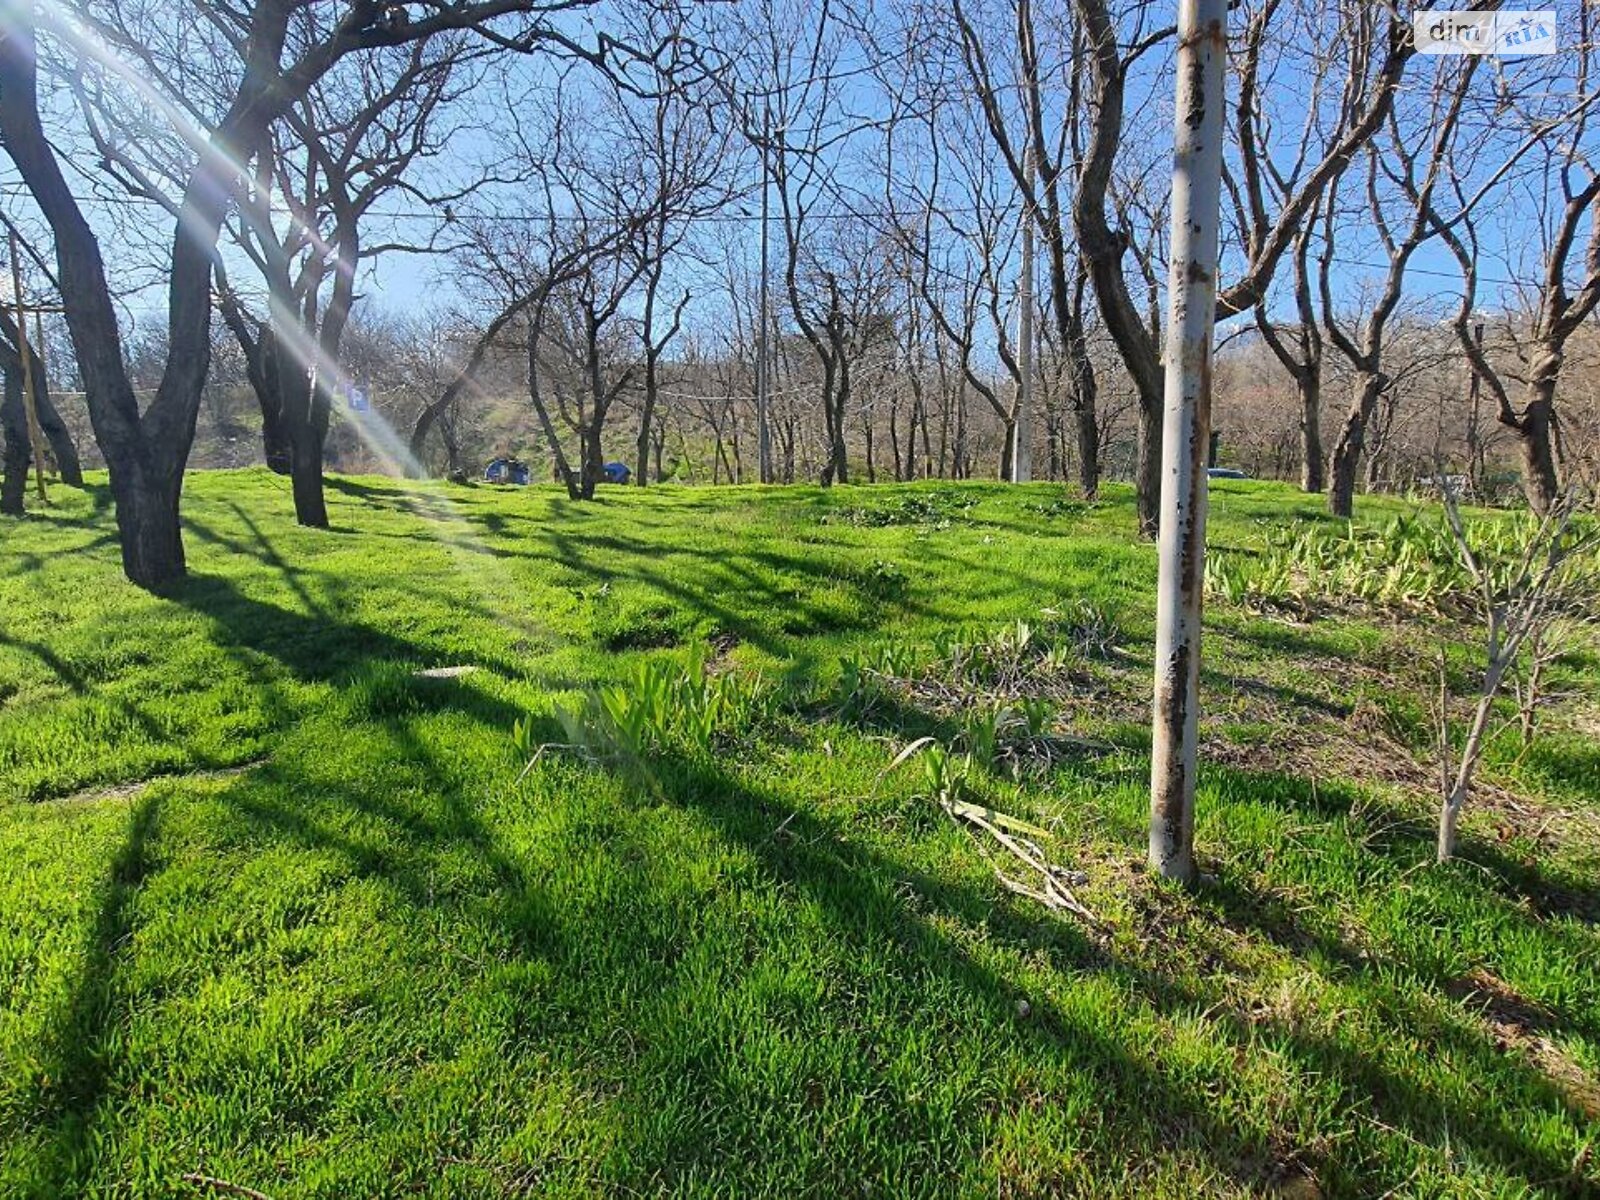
533;647;779;766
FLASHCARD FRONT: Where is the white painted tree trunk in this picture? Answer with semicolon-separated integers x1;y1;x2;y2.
1149;0;1228;884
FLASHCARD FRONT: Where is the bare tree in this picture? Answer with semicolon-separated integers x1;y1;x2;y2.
949;0;1104;495
208;36;485;527
885;79;1029;482
1434;489;1599;861
0;0;640;586
725;0;876;486
1071;0;1424;533
1251;212;1324;490
1322;60;1475;518
609;17;730;486
1429;8;1600;515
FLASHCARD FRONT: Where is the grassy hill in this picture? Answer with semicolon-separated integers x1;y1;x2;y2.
2;471;1597;1197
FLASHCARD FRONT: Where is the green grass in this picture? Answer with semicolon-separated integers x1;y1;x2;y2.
1;470;1597;1197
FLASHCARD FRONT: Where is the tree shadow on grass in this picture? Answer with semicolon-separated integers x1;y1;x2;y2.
1197;664;1353;721
608;749;1596;1193
184;503;328;619
168;570;532;684
22;671;1596;1195
27;788;164;1198
1230;617;1386;665
0;629;242;798
18;695;542;1194
1198;863;1599;1194
16;674;1259;1193
563;748;1284;1191
1225;763;1600;933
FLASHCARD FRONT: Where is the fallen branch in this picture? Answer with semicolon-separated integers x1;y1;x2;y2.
513;742;595;787
180;1174;273;1200
944;798;1098;926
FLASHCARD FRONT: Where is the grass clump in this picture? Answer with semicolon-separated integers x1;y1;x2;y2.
1206;510;1600;616
532;648;780;764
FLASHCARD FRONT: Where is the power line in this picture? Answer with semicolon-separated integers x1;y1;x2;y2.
0;186;1535;288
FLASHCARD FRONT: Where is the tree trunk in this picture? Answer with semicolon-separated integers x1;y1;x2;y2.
1510;384;1559;516
998;418;1016;482
636;356;658;486
1072;381;1100;498
267;344;330;528
818;356;844;487
111;462;185;589
888;394;903;481
1327;371;1383;518
31;382;82;487
578;423;602;500
829;375;850;485
255;331;293;475
1438;678;1503;862
439;406;463;479
1298;369;1324;493
2;363;27;515
288;419;329;528
0;310;81;486
1062;260;1101;498
1437;782;1465;862
1135;401;1161;535
261;397;293;474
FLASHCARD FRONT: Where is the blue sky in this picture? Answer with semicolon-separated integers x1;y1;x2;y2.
2;0;1591;366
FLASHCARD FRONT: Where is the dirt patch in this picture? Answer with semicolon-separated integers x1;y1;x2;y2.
1448;968;1600;1120
705;628;743;671
41;760;267;808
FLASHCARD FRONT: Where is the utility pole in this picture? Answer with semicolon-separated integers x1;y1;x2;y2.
756;102;773;485
1011;146;1035;484
1149;0;1227;884
7;229;48;504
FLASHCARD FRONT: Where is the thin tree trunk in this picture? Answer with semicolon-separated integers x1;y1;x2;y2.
579;422;602;500
256;332;293;475
1299;369;1324;492
1;362;27;515
1069;343;1100;497
1327;370;1383;518
636;364;657;486
1136;404;1161;523
1438;679;1502;861
439;405;463;479
0;309;80;489
888;393;903;481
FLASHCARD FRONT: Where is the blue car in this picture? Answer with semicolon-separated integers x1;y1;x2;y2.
603;461;632;485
